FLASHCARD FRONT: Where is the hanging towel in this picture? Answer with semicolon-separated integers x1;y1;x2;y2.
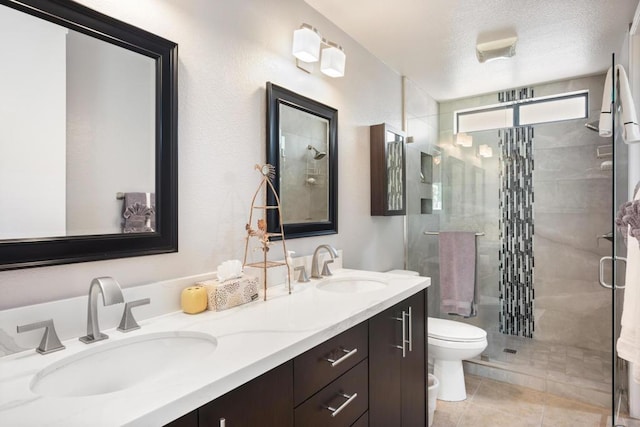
599;65;640;143
617;186;640;383
617;66;640;143
598;67;613;137
438;231;477;317
122;192;156;233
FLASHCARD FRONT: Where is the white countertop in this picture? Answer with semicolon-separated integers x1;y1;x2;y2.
0;269;429;426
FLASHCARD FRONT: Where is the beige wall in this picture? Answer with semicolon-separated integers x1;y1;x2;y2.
0;0;411;309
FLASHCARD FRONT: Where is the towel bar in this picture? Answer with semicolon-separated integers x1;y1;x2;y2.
424;231;485;236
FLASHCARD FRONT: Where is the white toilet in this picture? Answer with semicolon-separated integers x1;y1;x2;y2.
428;317;487;401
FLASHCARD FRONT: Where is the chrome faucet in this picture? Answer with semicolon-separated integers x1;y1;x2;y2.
79;277;124;344
311;244;339;278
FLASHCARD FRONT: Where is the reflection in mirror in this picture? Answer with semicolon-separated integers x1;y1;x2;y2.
0;0;177;270
0;5;155;239
385;130;405;212
266;83;338;239
279;104;329;224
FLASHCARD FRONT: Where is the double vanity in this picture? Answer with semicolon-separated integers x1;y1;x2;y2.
0;269;430;426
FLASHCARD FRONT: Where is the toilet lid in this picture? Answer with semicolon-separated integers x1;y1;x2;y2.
428;317;487;342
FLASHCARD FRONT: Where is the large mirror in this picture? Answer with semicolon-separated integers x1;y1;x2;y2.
266;83;338;239
0;0;178;270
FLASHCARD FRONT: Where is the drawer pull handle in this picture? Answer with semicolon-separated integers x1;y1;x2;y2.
325;347;358;367
394;312;408;357
219;418;226;427
326;392;358;417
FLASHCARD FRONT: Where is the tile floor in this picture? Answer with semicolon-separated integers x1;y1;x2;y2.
430;374;639;427
479;330;612;387
465;331;612;406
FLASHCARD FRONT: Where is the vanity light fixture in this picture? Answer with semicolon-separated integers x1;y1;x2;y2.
478;144;493;158
454;132;473;147
476;36;517;63
320;42;346;77
292;24;322;62
292;23;346;78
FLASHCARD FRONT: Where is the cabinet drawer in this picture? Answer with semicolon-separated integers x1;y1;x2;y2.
198;361;293;427
352;411;368;427
294;321;368;405
294;359;368;427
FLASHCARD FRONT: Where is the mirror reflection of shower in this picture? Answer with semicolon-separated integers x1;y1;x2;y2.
307;144;326;160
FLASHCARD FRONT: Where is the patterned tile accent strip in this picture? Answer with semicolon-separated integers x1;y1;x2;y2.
497;87;534;103
498;122;535;338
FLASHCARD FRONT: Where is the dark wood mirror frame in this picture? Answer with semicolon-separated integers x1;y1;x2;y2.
0;0;178;271
266;82;338;239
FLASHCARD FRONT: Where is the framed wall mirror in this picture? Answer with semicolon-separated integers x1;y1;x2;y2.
266;82;338;239
0;0;178;270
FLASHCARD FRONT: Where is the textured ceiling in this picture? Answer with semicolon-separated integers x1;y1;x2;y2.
304;0;639;101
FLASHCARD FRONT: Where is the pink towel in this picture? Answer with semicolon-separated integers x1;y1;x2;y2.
439;232;477;317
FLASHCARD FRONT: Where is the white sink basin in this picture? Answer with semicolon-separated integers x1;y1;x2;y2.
316;276;388;293
31;331;217;397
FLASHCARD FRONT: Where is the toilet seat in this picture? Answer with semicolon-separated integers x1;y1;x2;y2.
428;317;486;343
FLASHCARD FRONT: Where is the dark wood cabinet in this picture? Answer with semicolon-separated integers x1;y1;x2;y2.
198;361;293;427
294;359;368;426
369;291;426;426
164;290;426;427
293;321;368;406
352;411;369;427
370;123;407;216
165;410;198;427
293;321;368;426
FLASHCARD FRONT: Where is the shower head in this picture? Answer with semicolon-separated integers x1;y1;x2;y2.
585;121;599;132
307;144;326;160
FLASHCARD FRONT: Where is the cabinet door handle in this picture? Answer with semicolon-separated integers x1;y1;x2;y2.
407;306;413;352
394;312;407;357
326;392;358;417
219;418;226;427
325;347;358;367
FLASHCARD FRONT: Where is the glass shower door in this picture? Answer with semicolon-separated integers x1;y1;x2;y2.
612;52;630;427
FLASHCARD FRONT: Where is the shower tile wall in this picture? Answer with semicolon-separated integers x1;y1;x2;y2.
408;74;613;353
498;126;535;338
530;74;611;351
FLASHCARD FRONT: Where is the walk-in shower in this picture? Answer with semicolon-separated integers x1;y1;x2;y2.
405;73;629;423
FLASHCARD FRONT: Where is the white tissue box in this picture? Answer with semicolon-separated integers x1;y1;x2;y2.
197;275;259;311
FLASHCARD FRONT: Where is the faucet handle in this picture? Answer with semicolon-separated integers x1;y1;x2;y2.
17;319;65;355
321;259;334;276
294;265;310;283
117;298;150;332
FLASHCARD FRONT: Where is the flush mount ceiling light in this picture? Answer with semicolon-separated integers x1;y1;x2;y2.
455;132;473;147
476;36;517;63
292;23;346;78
